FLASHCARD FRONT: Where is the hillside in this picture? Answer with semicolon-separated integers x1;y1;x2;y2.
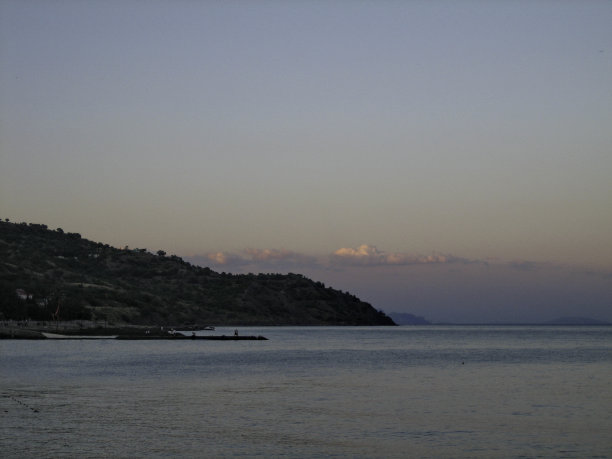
0;220;395;326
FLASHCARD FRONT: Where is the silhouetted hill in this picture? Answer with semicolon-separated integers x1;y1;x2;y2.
0;220;395;326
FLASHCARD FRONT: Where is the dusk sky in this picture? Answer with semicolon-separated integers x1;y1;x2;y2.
1;1;611;323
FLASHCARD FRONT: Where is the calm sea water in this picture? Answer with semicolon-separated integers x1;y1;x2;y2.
1;326;611;458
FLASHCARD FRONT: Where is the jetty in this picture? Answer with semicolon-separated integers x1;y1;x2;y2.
0;326;267;340
116;334;267;340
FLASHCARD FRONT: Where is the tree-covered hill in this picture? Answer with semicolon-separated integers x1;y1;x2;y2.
0;220;395;326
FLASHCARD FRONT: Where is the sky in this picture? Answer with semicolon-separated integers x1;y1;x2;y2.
1;0;611;323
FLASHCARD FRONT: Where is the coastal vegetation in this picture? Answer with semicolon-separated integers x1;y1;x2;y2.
0;220;395;326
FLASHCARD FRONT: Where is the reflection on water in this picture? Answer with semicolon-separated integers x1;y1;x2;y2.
2;326;611;458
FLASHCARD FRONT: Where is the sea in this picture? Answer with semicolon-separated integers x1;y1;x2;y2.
1;326;611;458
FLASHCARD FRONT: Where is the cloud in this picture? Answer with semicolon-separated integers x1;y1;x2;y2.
243;248;310;263
205;251;246;266
506;260;612;280
330;244;470;267
190;244;477;272
508;260;540;271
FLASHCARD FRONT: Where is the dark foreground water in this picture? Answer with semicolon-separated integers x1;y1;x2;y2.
1;326;611;458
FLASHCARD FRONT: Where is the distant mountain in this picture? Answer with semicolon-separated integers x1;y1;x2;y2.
387;312;431;325
0;220;395;326
543;317;611;325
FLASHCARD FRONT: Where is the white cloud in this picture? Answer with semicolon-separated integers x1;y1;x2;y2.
333;244;383;261
207;252;230;264
203;251;249;267
330;244;468;267
190;244;476;271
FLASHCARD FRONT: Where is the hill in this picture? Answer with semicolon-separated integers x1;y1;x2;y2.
0;220;394;326
387;312;431;325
